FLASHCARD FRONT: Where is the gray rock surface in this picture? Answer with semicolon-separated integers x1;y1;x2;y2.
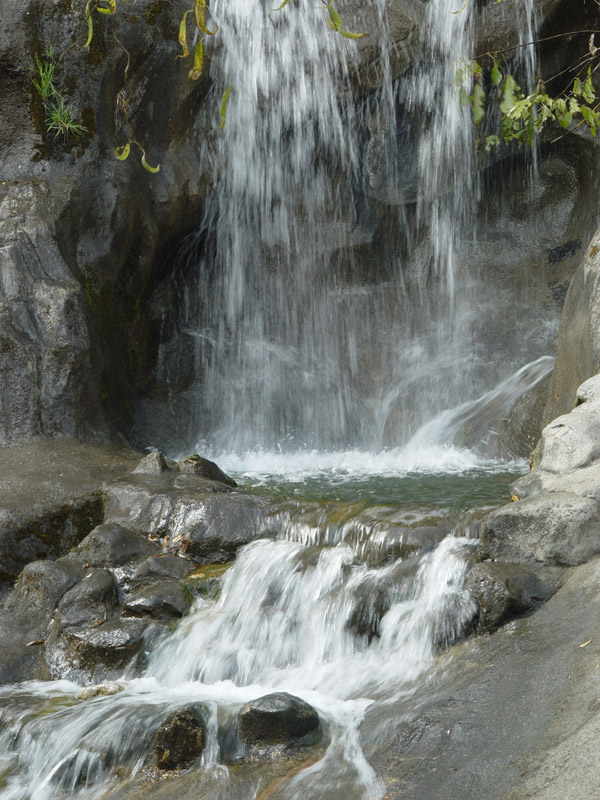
479;492;600;566
542;229;600;426
480;375;600;565
0;0;211;446
362;554;600;800
121;580;191;621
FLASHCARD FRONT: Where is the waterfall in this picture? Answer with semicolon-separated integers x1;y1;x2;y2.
143;0;556;462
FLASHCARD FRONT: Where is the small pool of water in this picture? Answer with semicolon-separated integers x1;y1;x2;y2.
211;446;526;511
239;469;522;510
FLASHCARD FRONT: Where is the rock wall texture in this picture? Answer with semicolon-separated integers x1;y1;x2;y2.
0;0;211;445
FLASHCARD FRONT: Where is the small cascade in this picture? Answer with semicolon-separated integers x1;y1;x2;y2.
0;523;477;800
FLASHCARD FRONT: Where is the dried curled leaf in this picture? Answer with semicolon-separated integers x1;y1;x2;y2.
322;1;368;40
114;143;130;161
194;0;218;35
218;85;231;130
188;39;204;79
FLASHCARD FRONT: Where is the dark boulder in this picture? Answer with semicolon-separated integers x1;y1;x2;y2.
129;554;197;589
121;580;191;621
53;568;120;630
238;693;321;758
76;522;160;568
154;705;207;770
465;562;563;632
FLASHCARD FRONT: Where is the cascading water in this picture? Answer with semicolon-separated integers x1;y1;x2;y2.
0;527;476;800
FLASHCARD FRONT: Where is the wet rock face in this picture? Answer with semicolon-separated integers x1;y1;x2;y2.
176;456;238;488
154;705;207;770
238;693;321;758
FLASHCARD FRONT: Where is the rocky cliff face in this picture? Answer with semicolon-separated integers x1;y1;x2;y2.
0;0;211;444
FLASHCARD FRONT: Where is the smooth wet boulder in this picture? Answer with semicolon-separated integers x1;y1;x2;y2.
465;562;563;632
76;522;160;568
238;693;321;758
154;705;207;770
121;580;191;621
105;470;283;564
173;493;282;563
14;558;85;615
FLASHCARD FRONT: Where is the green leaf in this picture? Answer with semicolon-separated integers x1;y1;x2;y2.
573;78;583;96
115;143;130;160
327;3;343;31
84;0;94;48
97;0;117;14
581;105;599;136
194;0;218;35
500;75;520;115
470;83;486;127
485;134;501;152
141;152;160;173
268;0;290;18
491;61;502;87
218;85;231;130
339;28;369;39
176;10;192;59
582;76;596;104
188;39;204;79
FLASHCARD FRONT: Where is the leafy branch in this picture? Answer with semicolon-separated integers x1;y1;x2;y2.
459;32;600;150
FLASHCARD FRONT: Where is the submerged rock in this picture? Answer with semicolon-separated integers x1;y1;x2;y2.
238;693;321;758
154;705;207;770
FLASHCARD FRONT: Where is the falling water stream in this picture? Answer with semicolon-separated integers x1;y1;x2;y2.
0;0;554;797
